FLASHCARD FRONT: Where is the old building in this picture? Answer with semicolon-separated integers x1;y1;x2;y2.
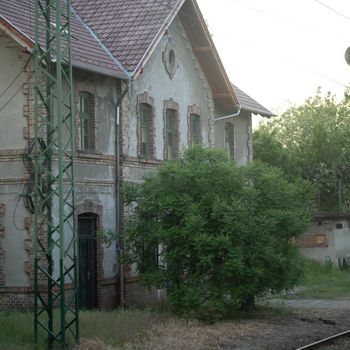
0;0;272;310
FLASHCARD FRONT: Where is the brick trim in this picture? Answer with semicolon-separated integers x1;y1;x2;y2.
0;149;26;157
163;99;180;160
136;92;156;160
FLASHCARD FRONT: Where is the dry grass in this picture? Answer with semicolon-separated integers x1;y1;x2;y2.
76;315;260;350
124;318;259;350
1;307;288;350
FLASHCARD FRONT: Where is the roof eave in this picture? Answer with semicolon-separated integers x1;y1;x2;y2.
72;61;128;80
179;0;239;109
242;107;275;117
0;16;34;52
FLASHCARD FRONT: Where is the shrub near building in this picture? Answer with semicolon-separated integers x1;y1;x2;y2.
124;146;314;320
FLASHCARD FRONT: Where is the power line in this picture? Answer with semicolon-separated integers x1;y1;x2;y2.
0;73;33;113
314;0;350;22
227;0;314;32
285;59;347;87
0;53;32;99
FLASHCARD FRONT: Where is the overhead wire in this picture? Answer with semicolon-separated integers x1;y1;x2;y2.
0;53;33;99
0;73;34;113
314;0;350;22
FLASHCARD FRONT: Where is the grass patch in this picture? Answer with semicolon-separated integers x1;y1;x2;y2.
0;305;293;350
0;311;34;350
0;308;172;350
291;258;350;299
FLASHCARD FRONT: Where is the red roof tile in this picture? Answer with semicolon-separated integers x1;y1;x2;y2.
232;84;274;117
72;0;182;73
0;0;128;78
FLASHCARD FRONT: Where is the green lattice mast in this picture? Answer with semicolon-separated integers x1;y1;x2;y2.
33;0;79;348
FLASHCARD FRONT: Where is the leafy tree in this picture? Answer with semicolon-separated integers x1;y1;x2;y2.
254;88;350;212
124;147;313;320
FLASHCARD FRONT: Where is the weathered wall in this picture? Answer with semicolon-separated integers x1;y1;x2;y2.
214;109;253;165
300;218;350;267
123;16;215;164
0;33;121;309
0;32;35;310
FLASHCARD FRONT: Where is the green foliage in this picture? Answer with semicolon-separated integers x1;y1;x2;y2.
292;257;350;299
124;146;313;320
254;88;350;212
96;227;117;248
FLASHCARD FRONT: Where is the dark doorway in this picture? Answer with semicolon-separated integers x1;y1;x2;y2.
78;214;98;309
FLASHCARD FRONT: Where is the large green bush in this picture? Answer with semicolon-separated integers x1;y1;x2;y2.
124;147;313;320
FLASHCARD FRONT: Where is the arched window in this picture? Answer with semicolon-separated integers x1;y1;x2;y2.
189;114;201;146
79;92;95;151
224;121;235;160
140;103;154;159
165;108;179;160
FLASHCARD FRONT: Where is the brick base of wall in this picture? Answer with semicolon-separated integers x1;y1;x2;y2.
0;287;33;311
99;278;118;309
0;279;118;311
125;277;166;307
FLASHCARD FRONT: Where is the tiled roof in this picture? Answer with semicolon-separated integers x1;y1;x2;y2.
0;0;128;78
72;0;182;73
232;84;274;117
0;0;271;116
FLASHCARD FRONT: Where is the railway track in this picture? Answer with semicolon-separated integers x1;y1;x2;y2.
296;329;350;349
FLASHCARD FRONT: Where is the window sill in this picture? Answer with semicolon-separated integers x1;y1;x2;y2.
77;150;115;161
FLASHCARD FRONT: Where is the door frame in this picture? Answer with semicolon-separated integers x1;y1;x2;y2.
78;213;98;309
75;201;104;309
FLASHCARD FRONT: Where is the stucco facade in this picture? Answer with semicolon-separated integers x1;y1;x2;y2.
0;1;272;309
0;31;121;309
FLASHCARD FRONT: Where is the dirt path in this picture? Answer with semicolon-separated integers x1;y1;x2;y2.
218;307;350;350
262;297;350;310
218;297;350;350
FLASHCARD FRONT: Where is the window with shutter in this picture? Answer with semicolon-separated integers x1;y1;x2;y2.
79;92;95;151
140;103;153;159
189;114;201;146
166;109;177;160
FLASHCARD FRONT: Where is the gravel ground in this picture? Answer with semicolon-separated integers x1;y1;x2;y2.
217;298;350;350
80;298;350;350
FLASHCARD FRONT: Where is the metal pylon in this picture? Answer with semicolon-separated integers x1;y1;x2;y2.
33;0;79;348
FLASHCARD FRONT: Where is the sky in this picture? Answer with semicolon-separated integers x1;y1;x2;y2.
196;0;350;119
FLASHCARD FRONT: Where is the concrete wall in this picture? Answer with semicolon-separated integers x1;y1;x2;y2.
300;218;350;267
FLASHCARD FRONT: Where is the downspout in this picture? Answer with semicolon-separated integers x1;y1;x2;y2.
115;80;129;307
213;105;241;122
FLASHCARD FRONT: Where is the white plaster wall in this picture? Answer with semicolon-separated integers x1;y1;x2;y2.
1;188;29;286
214;109;252;165
126;16;215;159
300;219;350;267
0;33;28;150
